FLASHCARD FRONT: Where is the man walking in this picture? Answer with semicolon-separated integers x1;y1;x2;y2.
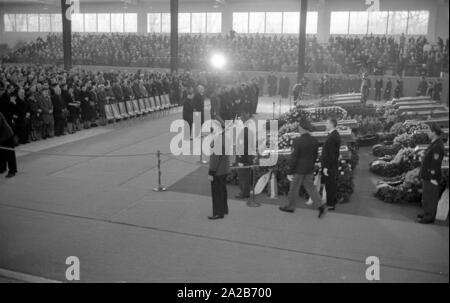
321;117;341;211
279;121;327;218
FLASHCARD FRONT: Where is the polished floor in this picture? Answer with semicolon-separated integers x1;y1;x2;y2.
0;97;448;283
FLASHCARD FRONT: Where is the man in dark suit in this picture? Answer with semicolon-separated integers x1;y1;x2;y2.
280;121;327;218
417;124;445;224
208;134;230;220
321;117;341;211
0;111;17;178
235;111;253;200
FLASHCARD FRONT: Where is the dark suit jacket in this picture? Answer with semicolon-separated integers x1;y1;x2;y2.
321;129;341;170
193;93;205;123
420;138;445;181
0;112;14;143
288;133;319;175
209;154;230;177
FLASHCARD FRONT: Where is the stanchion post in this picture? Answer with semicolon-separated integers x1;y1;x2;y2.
247;165;260;207
198;134;208;164
278;98;282;118
153;150;167;192
272;101;275;120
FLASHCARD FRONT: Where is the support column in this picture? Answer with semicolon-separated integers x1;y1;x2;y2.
170;0;179;73
316;0;330;43
61;0;72;70
297;0;307;82
221;5;233;34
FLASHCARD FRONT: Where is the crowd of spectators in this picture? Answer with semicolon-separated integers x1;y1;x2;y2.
0;64;211;146
4;33;449;77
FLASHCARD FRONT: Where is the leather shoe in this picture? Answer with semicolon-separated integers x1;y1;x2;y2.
208;215;224;220
5;172;15;178
318;205;327;218
417;218;434;224
235;194;250;199
417;214;424;219
279;206;294;213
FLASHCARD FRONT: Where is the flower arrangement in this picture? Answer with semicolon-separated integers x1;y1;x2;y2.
370;148;421;178
372;143;402;158
393;132;430;148
374;167;422;203
390;121;430;136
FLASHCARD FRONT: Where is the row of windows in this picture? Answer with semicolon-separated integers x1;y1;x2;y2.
147;13;222;33
4;14;62;32
3;10;430;35
3;13;138;33
65;13;137;33
232;12;318;34
330;11;429;35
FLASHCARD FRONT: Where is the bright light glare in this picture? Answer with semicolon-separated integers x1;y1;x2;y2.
210;53;226;69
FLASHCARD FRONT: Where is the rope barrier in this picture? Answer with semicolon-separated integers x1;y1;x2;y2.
0;145;271;200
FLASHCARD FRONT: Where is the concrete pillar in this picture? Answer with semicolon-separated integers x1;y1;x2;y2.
221;5;233;34
170;0;178;72
316;0;330;43
297;0;307;82
61;0;72;70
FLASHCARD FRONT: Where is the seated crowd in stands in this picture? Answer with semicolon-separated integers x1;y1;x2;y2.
4;33;449;77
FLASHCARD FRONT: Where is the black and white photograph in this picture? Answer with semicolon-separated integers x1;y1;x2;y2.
0;0;449;289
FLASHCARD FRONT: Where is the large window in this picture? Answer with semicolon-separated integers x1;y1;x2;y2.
178;13;191;33
124;13;137;32
330;11;349;34
27;14;39;32
206;12;221;33
71;13;84;32
51;14;62;32
407;11;429;35
84;13;97;32
111;13;124;33
330;10;428;35
147;12;221;33
249;12;265;33
233;12;248;33
15;14;27;32
265;12;282;34
282;12;299;34
4;14;15;32
97;13;110;32
191;12;206;33
368;11;388;35
349;11;368;35
306;11;318;34
39;14;51;32
147;13;161;33
234;11;318;34
387;11;408;35
161;13;171;33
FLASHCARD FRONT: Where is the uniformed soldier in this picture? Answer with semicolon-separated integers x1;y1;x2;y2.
417;124;445;224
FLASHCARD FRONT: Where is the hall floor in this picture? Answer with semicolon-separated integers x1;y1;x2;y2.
0;97;448;283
